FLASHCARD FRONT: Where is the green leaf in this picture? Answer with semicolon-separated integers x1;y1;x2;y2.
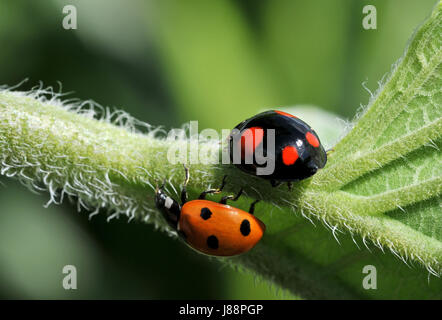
310;0;442;270
0;1;441;299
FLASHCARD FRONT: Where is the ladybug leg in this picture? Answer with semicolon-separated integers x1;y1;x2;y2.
220;188;243;204
181;164;190;205
326;148;335;155
198;175;227;199
287;182;292;191
248;200;260;215
270;180;282;188
198;189;219;200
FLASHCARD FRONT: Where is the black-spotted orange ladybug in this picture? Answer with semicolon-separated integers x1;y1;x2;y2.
228;110;327;187
155;166;265;256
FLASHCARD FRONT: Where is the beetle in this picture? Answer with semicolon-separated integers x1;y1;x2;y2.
155;166;265;257
228;110;327;187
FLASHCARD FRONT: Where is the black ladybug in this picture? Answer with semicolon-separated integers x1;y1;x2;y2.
228;110;327;187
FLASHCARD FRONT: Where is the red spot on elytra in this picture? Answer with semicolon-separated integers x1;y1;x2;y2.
306;132;320;148
239;127;264;158
282;146;299;165
274;110;297;118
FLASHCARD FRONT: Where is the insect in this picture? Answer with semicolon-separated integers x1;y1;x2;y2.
155;166;265;257
228;110;327;187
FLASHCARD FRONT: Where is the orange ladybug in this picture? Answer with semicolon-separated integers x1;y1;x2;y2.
155;166;265;256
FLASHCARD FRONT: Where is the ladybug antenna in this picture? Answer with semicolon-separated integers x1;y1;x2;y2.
155;178;167;193
218;175;227;192
183;164;190;187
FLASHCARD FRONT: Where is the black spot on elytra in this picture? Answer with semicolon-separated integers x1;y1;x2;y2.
240;219;251;236
200;207;212;220
207;235;219;249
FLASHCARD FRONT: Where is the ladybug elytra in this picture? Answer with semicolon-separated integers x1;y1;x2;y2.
155;166;265;257
228;110;327;187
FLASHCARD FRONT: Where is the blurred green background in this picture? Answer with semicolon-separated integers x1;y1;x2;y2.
0;0;437;299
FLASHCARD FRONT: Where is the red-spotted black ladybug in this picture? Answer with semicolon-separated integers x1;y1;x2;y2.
155;166;265;256
228;110;327;187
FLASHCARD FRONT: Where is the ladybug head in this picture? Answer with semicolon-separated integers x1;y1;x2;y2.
154;180;167;207
155;183;181;229
307;162;318;175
